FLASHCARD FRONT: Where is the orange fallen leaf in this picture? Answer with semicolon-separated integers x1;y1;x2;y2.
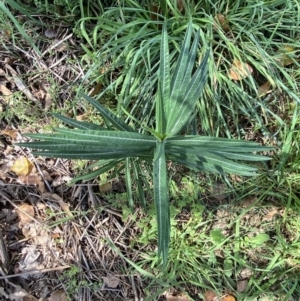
221;295;236;301
11;156;33;176
16;203;34;225
229;59;253;81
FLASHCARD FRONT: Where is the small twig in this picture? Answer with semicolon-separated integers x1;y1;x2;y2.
131;275;139;301
0;265;70;279
0;230;9;273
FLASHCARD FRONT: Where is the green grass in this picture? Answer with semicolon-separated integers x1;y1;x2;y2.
77;0;300;138
117;173;300;300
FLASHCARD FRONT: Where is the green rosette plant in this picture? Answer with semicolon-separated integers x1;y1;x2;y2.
18;21;272;266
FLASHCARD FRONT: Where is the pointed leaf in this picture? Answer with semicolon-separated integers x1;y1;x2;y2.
69;159;123;184
22;129;156;147
32;148;153;160
166;135;273;152
53;113;106;131
167;147;258;175
168;51;209;135
78;92;134;132
160;23;170;115
153;141;169;266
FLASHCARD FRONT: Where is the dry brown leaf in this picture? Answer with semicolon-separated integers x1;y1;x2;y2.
18;174;42;186
240;195;257;208
0;84;13;102
48;289;67;301
277;46;295;66
263;207;284;221
16;203;34;225
239;267;253;279
204;290;219;301
44;92;52;111
228;59;253;81
177;0;185;13
214;13;230;32
89;82;102;97
42;193;73;218
76;113;90;121
38;181;45;193
55;42;68;52
1;129;19;139
221;295;236;301
103;275;120;288
99;182;112;193
11;156;33;176
237;279;248;292
258;81;272;97
166;293;191;301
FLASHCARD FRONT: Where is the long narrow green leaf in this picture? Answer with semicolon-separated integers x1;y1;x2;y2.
156;23;170;135
160;23;170;110
170;21;192;93
168;152;258;176
23;129;156;146
167;147;258;175
166;136;273;152
53;114;107;131
69;159;123;184
18;141;153;153
153;141;169;266
32;149;153;160
125;158;134;212
168;51;209;136
78;92;134;132
211;151;272;161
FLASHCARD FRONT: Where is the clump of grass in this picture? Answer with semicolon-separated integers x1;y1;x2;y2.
78;0;300;140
